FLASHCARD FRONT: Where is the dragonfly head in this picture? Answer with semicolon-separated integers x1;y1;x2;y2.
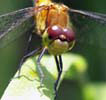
43;25;75;55
48;25;75;42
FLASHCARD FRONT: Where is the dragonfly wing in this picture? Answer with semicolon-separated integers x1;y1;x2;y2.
69;9;106;49
0;7;34;48
69;9;106;24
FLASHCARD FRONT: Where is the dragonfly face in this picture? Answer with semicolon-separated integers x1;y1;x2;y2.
0;0;106;99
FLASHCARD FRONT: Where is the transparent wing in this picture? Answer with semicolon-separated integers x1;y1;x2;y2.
0;7;34;48
69;9;106;24
69;9;106;49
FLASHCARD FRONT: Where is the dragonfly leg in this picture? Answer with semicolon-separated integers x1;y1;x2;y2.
36;48;47;87
17;47;41;77
17;33;41;77
54;55;63;99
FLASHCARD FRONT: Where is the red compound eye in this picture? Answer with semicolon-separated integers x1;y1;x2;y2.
63;28;75;42
47;25;62;39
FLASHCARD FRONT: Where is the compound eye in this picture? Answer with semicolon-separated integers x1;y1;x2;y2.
47;25;62;39
63;28;75;42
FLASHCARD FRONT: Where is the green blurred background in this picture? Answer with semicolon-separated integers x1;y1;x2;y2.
0;0;106;100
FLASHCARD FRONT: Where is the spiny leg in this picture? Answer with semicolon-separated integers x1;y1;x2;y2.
17;33;32;76
54;55;63;99
17;47;42;77
37;48;47;87
17;33;41;77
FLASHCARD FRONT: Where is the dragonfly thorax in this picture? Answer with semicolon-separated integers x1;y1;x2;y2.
35;2;69;35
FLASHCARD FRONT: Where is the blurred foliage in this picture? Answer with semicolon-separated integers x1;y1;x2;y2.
82;83;106;100
0;0;106;100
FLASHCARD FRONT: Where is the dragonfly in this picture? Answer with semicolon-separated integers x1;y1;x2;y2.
0;0;106;99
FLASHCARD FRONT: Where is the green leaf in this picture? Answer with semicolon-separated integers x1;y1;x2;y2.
1;53;86;100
